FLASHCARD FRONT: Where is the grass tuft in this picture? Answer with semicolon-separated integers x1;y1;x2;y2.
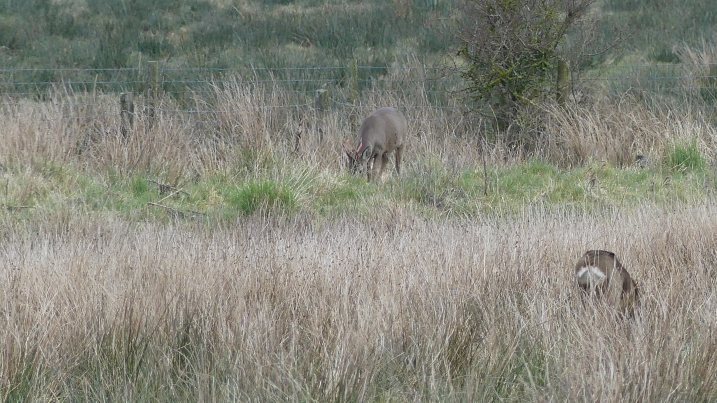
664;141;706;173
226;178;297;216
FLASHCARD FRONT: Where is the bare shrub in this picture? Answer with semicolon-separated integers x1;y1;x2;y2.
451;0;597;129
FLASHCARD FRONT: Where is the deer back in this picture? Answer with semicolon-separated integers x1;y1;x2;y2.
357;107;406;155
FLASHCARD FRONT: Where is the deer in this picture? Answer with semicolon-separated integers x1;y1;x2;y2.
343;107;406;183
574;250;639;318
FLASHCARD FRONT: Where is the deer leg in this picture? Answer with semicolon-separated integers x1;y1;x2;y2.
378;153;389;180
367;155;377;182
395;146;403;175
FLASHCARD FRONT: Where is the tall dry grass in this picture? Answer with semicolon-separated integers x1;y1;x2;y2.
2;75;715;185
1;205;717;400
0;75;477;181
540;95;717;167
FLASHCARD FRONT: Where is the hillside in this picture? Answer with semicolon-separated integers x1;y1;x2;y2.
1;0;716;71
0;0;452;70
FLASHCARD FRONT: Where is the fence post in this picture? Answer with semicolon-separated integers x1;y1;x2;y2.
294;115;303;153
556;59;569;106
120;93;134;137
706;64;717;103
148;60;159;99
147;61;159;128
348;59;359;104
314;87;329;111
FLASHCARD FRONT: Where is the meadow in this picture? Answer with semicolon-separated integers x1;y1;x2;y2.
2;61;717;400
3;0;717;401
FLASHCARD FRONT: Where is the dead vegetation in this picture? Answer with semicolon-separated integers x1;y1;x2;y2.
1;205;717;400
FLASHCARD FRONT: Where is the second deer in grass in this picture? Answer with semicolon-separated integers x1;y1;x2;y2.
343;107;406;183
575;250;639;317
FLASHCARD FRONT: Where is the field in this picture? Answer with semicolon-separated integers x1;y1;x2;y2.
3;0;717;401
2;67;717;400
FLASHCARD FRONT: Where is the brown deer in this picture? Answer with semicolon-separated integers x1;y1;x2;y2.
574;250;639;317
343;107;406;182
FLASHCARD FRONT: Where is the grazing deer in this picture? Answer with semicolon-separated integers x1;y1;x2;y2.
574;250;639;317
343;107;406;182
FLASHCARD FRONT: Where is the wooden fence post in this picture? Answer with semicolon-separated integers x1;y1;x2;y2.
556;59;569;106
120;92;134;137
705;64;717;103
348;59;359;104
314;87;329;111
147;61;159;128
148;60;159;99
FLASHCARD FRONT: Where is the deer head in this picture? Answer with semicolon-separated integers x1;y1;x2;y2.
343;139;364;173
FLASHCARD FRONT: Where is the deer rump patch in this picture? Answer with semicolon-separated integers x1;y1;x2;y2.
576;264;608;290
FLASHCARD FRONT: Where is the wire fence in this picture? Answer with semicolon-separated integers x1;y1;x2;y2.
0;65;458;100
0;65;468;130
2;64;717;123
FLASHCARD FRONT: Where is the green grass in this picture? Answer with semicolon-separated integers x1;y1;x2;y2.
225;178;297;216
664;141;706;173
597;0;717;62
2;157;713;224
0;0;459;100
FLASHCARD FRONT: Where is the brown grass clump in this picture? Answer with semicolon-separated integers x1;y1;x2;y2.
1;204;717;401
541;96;716;167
